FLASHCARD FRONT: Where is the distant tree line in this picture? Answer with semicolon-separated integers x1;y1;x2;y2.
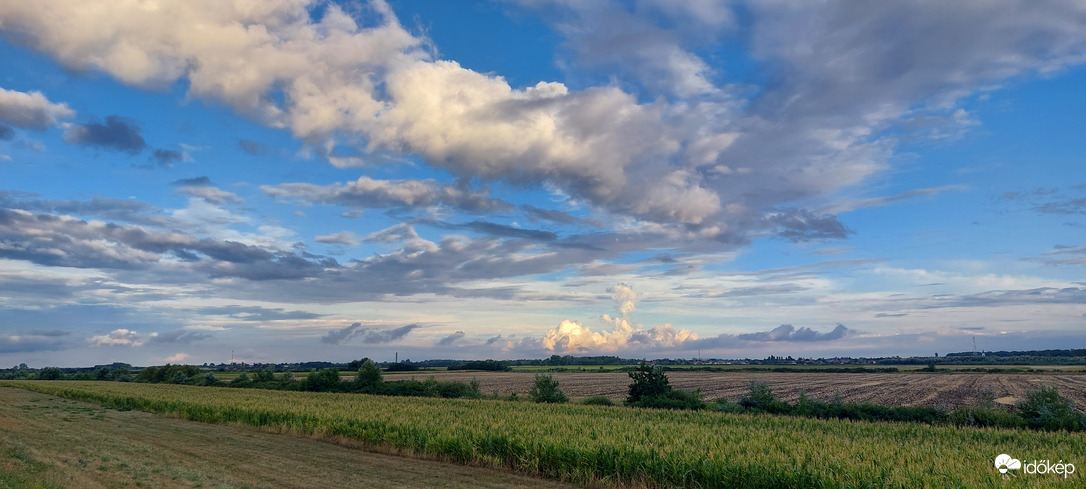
0;363;132;381
945;349;1086;358
519;355;642;366
446;360;512;371
164;360;487;400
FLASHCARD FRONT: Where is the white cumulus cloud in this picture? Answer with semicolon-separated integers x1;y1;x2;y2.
0;86;74;129
88;328;144;347
540;283;697;353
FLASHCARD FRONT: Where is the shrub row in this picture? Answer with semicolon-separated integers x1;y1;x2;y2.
139;361;486;400
248;363;484;399
717;381;1086;432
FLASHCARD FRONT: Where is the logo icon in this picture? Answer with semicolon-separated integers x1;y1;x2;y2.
995;454;1022;474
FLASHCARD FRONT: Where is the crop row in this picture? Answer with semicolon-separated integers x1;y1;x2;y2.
4;380;1083;488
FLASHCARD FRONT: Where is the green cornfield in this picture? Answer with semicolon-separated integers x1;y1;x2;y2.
4;380;1083;488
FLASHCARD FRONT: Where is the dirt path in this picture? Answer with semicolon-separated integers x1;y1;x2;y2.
0;386;575;489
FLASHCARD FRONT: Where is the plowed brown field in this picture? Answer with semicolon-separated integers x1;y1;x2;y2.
386;371;1086;410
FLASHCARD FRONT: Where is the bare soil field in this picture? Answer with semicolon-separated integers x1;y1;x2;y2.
386;370;1086;410
0;386;574;489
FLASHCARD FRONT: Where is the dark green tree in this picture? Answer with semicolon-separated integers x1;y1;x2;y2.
254;367;277;383
94;366;113;381
354;360;383;392
626;362;671;404
528;373;568;403
304;368;342;392
39;367;63;380
738;381;787;413
135;366;160;383
113;366;132;382
346;358;366;370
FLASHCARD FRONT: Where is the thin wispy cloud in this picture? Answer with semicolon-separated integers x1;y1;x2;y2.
321;323;423;346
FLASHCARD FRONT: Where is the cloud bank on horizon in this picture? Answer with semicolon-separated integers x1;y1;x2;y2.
0;0;1084;366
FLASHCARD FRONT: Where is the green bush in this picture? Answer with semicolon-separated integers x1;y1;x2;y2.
581;396;615;406
713;399;744;414
626;362;670;404
528;374;568;403
724;387;949;424
625;362;704;410
950;407;1026;429
303;368;343;392
632;389;705;410
373;376;477;399
254;368;277;383
467;377;483;399
1017;386;1085;431
738;381;788;414
230;372;252;387
199;372;221;386
435;381;470;398
793;391;816;417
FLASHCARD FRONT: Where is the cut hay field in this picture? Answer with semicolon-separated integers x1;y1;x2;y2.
5;380;1083;488
385;370;1086;410
0;385;573;489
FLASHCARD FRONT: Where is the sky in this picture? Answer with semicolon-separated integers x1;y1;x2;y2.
0;0;1084;368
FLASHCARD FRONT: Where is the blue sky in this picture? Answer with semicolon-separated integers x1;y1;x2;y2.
1;0;1084;367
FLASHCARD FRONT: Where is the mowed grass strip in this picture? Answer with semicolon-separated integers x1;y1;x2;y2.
4;380;1083;488
0;386;575;489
